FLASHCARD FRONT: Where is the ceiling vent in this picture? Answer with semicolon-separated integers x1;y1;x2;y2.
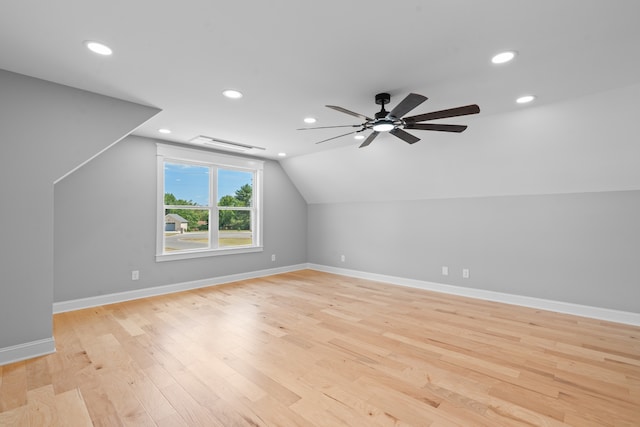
188;135;265;153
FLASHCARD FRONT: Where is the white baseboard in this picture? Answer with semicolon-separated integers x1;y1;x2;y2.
307;264;640;326
52;262;640;327
53;264;308;314
0;337;56;366
8;263;629;367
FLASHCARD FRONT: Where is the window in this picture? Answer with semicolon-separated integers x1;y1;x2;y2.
156;144;263;261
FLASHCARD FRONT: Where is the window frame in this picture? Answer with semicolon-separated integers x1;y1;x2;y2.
156;144;264;262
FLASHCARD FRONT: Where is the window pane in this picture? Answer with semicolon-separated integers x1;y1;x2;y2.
165;163;210;206
218;169;253;207
157;145;264;259
219;210;252;247
165;209;209;251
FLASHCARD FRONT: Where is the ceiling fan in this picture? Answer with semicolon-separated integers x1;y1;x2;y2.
298;93;480;147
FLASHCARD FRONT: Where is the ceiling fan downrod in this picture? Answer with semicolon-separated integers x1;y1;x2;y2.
372;93;395;132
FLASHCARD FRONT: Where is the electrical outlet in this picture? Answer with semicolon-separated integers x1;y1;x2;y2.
271;254;276;262
340;254;346;262
131;270;139;281
442;266;449;276
462;268;470;279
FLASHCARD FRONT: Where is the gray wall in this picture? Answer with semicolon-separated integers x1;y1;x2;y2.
285;82;640;315
2;66;637;364
308;190;640;312
54;136;307;302
0;69;158;351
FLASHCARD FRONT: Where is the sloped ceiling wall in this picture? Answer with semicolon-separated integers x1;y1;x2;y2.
281;83;640;204
284;82;640;314
0;69;159;361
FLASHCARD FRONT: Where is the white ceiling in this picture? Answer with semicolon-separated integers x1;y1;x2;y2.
1;0;639;160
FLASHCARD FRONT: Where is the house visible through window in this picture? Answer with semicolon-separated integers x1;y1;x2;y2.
156;144;263;261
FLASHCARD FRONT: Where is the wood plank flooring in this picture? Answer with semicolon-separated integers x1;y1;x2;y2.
1;270;639;426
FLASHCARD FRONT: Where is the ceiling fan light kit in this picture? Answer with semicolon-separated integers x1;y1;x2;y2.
372;122;395;132
299;92;480;148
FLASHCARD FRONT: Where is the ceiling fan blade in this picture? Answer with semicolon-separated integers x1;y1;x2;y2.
326;105;372;121
404;104;480;123
314;130;359;144
389;128;420;144
297;124;361;130
359;132;379;148
388;93;428;119
404;123;468;133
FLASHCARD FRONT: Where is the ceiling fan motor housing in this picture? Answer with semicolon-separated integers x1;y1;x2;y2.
374;93;393;125
374;110;389;120
375;92;391;106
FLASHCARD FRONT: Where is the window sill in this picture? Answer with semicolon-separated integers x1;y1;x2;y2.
156;246;263;262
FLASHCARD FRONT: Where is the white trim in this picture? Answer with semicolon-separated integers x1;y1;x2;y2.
156;245;263;262
52;263;640;326
156;143;264;261
53;264;307;314
307;264;640;326
156;143;264;170
0;337;56;366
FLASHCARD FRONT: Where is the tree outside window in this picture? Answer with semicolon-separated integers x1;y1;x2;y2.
156;144;263;261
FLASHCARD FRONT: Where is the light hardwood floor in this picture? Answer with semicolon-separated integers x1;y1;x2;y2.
1;270;639;426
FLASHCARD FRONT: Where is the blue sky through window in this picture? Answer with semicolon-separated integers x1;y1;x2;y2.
164;163;252;205
218;169;253;202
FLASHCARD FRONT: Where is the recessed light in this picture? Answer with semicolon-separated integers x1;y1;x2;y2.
278;152;287;157
158;128;171;134
516;95;536;104
303;117;316;124
222;89;243;99
354;135;365;140
491;51;516;64
84;41;113;56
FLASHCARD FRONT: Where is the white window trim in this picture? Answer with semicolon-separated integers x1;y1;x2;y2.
156;143;264;262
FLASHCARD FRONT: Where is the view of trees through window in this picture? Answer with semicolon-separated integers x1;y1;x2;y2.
163;163;254;251
164;183;252;230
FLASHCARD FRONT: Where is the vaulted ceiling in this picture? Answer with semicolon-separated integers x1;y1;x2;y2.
2;0;639;161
